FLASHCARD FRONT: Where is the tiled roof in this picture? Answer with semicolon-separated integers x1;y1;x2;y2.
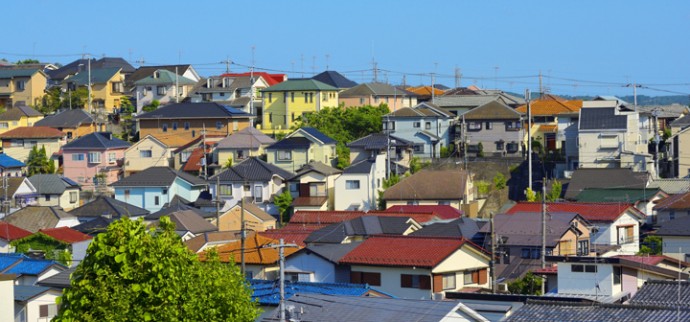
220;72;285;86
385;205;463;220
0;68;41;79
649;179;690;195
343;158;375;174
460;100;522;120
210;157;294;182
339;83;416;97
135;102;253;120
579;107;627;130
71;216;114;236
0;253;63;276
506;300;690;321
564;168;649;200
0;105;42;121
515;94;582;116
28;174;79;195
259;230;313;247
39;227;92;243
382;169;468;201
250;280;384;306
671;113;690;129
133;69;196;86
0;153;25;168
111;166;207;187
129;65;193;84
347;133;413;150
653;191;690;210
37;267;75;289
538;124;558;133
292;196;328;207
655;216;690;236
573;188;664;203
0;126;64;139
215;127;275;149
408;218;480;239
62;132;130;149
386;106;450;118
406;86;445;96
613;255;689;267
506;202;640;222
339;235;473;268
630;280;690;307
4;206;75;232
69;196;150;219
65;67;120;85
290;210;367;225
304;216;415;244
261;78;337;92
34;109;95;128
181;147;208;172
202;233;300;265
0;222;32;241
433;95;501;109
298;243;363;263
289;161;341;180
365;211;439;224
164;210;217;234
297;127;337;145
311;71;357;89
266;136;311;150
0;177;26;198
481;212;584;247
184;231;238;253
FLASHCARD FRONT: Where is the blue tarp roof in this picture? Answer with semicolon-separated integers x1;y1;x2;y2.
0;153;25;168
250;279;394;306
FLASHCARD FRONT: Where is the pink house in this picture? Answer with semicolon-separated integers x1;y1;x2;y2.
61;132;131;190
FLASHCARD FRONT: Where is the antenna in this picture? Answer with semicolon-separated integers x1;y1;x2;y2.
325;54;330;70
220;57;232;73
455;66;462;88
372;59;378;83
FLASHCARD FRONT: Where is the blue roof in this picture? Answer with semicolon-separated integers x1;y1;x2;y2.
0;153;25;168
62;132;131;150
0;253;62;276
14;285;52;302
299;127;337;144
0;253;26;270
249;279;393;305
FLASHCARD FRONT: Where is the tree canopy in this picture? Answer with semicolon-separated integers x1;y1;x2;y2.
55;217;259;322
27;145;55;175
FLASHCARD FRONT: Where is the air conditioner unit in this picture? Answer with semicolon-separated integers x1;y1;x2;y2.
497;283;509;292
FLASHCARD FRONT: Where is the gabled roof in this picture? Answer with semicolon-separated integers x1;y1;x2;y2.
579;107;627;130
223;201;276;222
184;231;238;253
515;94;582;116
339;82;416;98
34;109;95;128
267;127;336;150
47;57;133;80
385;205;463;220
250;281;389;307
406;85;445;97
343;158;375;174
220;71;285;86
289;161;342;180
481;212;586;247
671;113;690;129
265;136;311;150
0;126;64;139
564;168;649;200
409;218;480;239
215;127;275;149
460;100;522;120
37;267;75;289
649;179;690;195
14;285;55;303
433;95;502;109
0;153;25;168
209;157;294;182
0;253;64;276
68;196;150;218
3;206;75;232
294;127;337;144
630;280;690;307
638;104;690;119
129;65;194;84
61;132;130;149
0;222;32;241
134;69;196;86
202;233;300;265
65;67;120;85
110;166;207;187
71;216;114;236
0;106;42;121
573;188;664;203
135;102;253;120
28;174;80;195
340;235;483;268
311;70;357;89
259;225;319;248
0;177;30;199
383;169;468;201
0;68;43;79
506;202;643;222
653;191;690;210
261;78;337;92
38;227;92;243
386;105;452;118
506;300;690;321
290;210;366;225
304;216;417;244
347;133;413;150
161;210;217;234
297;243;363;263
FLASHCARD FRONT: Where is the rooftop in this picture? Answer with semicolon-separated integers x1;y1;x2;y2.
506;201;641;222
110;166;207;187
135;102;253;120
0;126;64;139
261;78;337;92
62;132;130;150
38;227;92;243
34;109;95;128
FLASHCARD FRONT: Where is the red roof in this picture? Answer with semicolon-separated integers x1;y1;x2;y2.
366;211;439;224
506;202;639;222
0;126;64;139
0;222;32;241
339;236;472;268
39;227;92;243
653;192;690;210
532;265;559;275
220;72;286;86
385;205;463;220
290;211;367;225
182;147;208;172
614;255;690;267
258;223;327;247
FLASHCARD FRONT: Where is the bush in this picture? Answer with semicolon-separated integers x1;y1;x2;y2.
508;272;543;295
493;173;507;190
476;180;491;196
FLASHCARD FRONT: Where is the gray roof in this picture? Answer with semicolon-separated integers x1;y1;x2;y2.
28;174;79;195
128;65;193;84
164;210;217;234
383;169;468;201
638;104;690;119
62;132;130;150
135;102;253;120
69;196;150;219
655;216;690;236
304;216;414;244
0;68;41;79
146;201;213;220
110;167;207;187
71;216;114;235
630;280;690;307
433;95;501;109
564;168;649;200
134;69;196;86
289;161;342;180
215;127;275;149
65;67;120;85
671;113;690;129
506;300;690;322
460;100;522;120
347;133;412;150
37;267;75;289
0;105;42;121
649;179;690;195
480;212;584;247
261;78;338;92
339;83;417;98
34;109;95;128
579;107;628;130
210;157;294;182
14;285;53;303
299;243;362;263
343;158;375;174
194;75;255;93
409;218;480;239
3;206;75;233
311;71;357;89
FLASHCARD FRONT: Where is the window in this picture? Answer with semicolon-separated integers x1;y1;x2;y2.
531;249;540;259
351;271;381;286
88;152;101;164
291;92;295;102
485;122;493;130
442;274;456;290
571;264;584;272
15;80;25;91
585;265;597;273
0;123;7;129
162;188;168;195
162;123;168;132
617;226;634;244
219;184;232;195
413;144;423;153
614;266;622;285
506;142;519;153
140;150;153;158
39;304;58;319
192;130;196;137
244;184;251;192
254;185;263;202
109;152;116;163
468;122;482;131
578;240;590;255
157;86;167;95
521;248;540;259
70;191;78;203
277;150;292;161
291;112;295;122
425;122;431;130
600;134;619;149
46;195;51;201
216;121;223;130
359;98;365;105
400;274;431;290
10;139;23;147
505;121;521;131
268;93;273;103
180;151;192;162
670;210;676;220
496;141;505;151
172;122;178;130
154;196;160;206
72;153;84;161
413;122;421;128
346;180;360;190
464;270;480;285
184;122;190;130
25;141;37;148
322;92;328;101
290;183;298;193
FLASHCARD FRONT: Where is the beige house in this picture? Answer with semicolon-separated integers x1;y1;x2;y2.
339;83;418;109
0;68;48;108
28;174;81;211
214;127;275;166
0;105;44;134
211;201;277;232
63;67;126;113
0;126;65;163
265;127;338;173
670;127;690;178
123;135;172;176
288;161;342;211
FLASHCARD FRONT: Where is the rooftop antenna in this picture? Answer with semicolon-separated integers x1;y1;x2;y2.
220;56;232;73
325;54;330;70
300;54;304;78
455;66;462;88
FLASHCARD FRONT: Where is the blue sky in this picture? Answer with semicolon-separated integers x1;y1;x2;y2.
4;1;690;96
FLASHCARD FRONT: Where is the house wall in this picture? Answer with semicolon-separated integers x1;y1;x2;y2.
661;236;690;261
0;72;47;108
335;172;373;211
464;119;523;156
557;116;579;170
246;264;279;280
63;148;126;189
285;251;347;284
261;90;339;131
578;130;625;168
71;239;92;268
0;239;14;253
138;118;250;148
214;206;276;232
349;265;434;299
114;186;169;212
267;147;308;173
124;137;171;175
656;209;690;224
387;117;453;159
0;114;44;135
590;212;640;255
673;129;690;178
216;146;264;165
59;188;80;210
135;84;195;111
386;199;461;210
19;290;61;322
557;262;615;297
555;228;591;256
213;179;282;205
66;71;125;113
0;276;12;322
339;96;416;109
1;138;63;163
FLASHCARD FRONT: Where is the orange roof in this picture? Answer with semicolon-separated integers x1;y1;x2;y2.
182;147;210;172
538;124;558;133
515;94;582;116
406;86;445;96
148;132;226;148
201;233;300;265
0;126;64;139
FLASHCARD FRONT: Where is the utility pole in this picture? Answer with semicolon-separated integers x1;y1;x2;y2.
175;66;179;103
372;60;378;83
215;176;221;229
538;71;543;97
490;212;497;293
455;66;462;88
249;65;255;127
462;115;468;170
263;239;298;322
526;89;532;191
220;57;232;73
386;114;391;179
87;54;92;113
431;72;436;104
240;185;246;275
202;124;208;180
653;109;660;178
541;177;547;295
625;83;641;112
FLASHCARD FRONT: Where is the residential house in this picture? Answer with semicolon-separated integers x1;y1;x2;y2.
0;253;65;285
152;209;217;241
184;231;238;253
34;109;98;140
133;69;197;112
384;205;466;220
0;126;65;163
311;70;357;90
459;100;523;157
506;299;690;321
304;216;421;245
209;157;293;215
434;95;504;117
334;154;386;211
260;79;339;132
506;202;645;255
406;85;446;103
13;285;63;322
652;191;690;224
69;196;150;230
288;161;342;211
655;216;690;261
382;168;474;212
47;57;134;85
0;105;43;134
346;132;413;174
283;243;362;283
30;227;92;266
0;222;31;253
111;166;208;213
639;104;689;137
0;68;48;108
339;235;492;300
630;279;690;307
3;206;79;232
480;212;593;281
667;126;690;178
123;135;171;176
214;126;275;166
63;67;126;113
0;153;25;177
192;75;269;114
0;277;13;322
126;64;201;89
211;201;276;232
409;217;480;240
221;71;285;86
265;127;338;173
383;102;454;159
649;178;690;195
171;134;224;172
563;168;650;200
515;94;582;153
61;132;130;189
28;174;80;210
0;177;37;211
443;86;525;107
339;83;417;109
134;102;253;148
572;188;668;223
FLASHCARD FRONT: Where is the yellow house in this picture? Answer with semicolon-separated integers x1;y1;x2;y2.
214;127;275;166
210;202;277;232
265;127;338;173
260;79;338;133
0;68;48;108
123;135;172;176
0;105;44;134
63;67;125;113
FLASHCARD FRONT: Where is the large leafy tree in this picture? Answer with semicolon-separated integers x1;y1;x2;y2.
27;145;55;175
54;217;259;322
274;189;293;226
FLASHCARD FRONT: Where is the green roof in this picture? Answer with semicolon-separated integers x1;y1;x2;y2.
134;69;196;86
261;79;337;92
65;67;120;85
573;188;663;203
0;68;41;79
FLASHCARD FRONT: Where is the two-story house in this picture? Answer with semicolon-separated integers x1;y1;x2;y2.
61;132;130;190
214;126;275;166
339;83;417;109
28;174;81;211
63;67;126;113
265;127;337;173
515;94;582;154
111;166;208;213
288;161;342;211
34;109;99;140
0;68;48;108
47;56;135;85
0;126;65;163
311;70;357;90
0;105;43;134
383;102;454;159
123;135;171;176
134;102;253;148
334;153;386;211
459;100;523;157
133;69;197;112
260;79;339;132
346;132;413;174
382;168;474;212
0;153;25;177
192;75;270;115
126;64;201;90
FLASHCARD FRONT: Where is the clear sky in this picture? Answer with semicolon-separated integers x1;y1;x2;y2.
4;0;690;97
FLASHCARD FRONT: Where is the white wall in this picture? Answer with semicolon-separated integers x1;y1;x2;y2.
71;239;92;268
334;173;371;211
350;265;433;299
21;290;61;322
557;262;616;297
662;236;690;261
591;212;641;255
285;251;341;283
0;276;13;322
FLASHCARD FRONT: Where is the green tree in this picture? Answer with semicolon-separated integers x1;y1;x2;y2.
547;180;562;201
27;145;54;175
38;87;63;114
119;96;135;114
54;217;258;322
493;173;507;190
142;99;160;113
525;187;537;202
224;157;233;169
377;174;402;210
16;59;40;64
274;189;293;226
508;272;543;295
477;142;484;158
638;235;663;255
476;180;491;196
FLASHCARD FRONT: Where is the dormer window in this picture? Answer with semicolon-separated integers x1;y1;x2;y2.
153;71;160;79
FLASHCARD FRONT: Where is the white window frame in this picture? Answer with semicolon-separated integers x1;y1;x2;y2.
346;180;361;190
88;152;101;164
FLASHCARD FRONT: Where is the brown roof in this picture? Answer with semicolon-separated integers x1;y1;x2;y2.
293;196;328;207
184;231;238;253
148;132;225;148
0;126;64;139
515;94;582;116
0;177;28;197
225;202;275;222
201;232;300;264
654;192;690;210
3;206;75;232
166;210;217;234
383;169;468;201
461;100;522;120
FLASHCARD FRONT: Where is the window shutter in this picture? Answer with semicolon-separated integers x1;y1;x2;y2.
419;275;431;290
39;305;48;317
365;272;381;286
433;274;443;293
478;268;488;285
401;274;412;288
472;270;479;284
350;271;362;284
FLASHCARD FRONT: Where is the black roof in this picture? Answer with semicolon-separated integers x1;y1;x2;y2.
630;280;690;307
71;216;114;236
111;167;208;187
579;107;628;130
298;243;363;263
37;267;76;289
347;133;412;150
135;102;252;120
69;196;150;219
266;137;312;150
146;203;213;220
304;216;413;244
47;57;134;81
655;216;690;236
311;71;357;89
34;109;95;128
564;168;649;200
506;300;690;321
409;218;480;239
343;159;375;174
209;157;294;182
300;127;337;144
62;132;131;149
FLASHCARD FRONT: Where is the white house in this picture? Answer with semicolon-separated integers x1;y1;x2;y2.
284;243;361;283
134;69;198;112
13;285;62;322
655;216;690;261
334;154;386;211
